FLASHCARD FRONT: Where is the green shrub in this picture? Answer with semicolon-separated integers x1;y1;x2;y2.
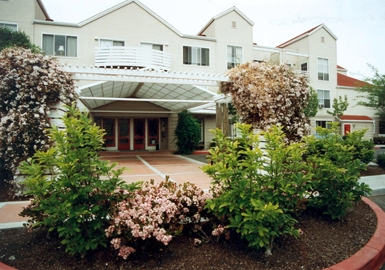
305;125;371;220
203;124;311;255
174;110;201;154
377;154;385;168
342;129;374;164
20;105;136;257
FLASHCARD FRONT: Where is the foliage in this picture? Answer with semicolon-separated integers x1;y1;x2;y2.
174;110;201;154
0;27;41;53
327;95;349;118
106;178;210;259
221;61;310;142
305;124;371;220
355;64;385;120
342;131;374;164
20;105;133;257
377;154;385;169
304;87;319;118
373;137;385;144
0;47;77;179
203;124;311;255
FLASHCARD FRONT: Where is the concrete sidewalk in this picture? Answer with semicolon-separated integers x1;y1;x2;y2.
1;152;384;230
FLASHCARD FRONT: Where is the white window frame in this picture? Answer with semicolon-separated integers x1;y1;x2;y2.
318;57;329;81
99;39;125;47
317;89;331;109
0;21;18;31
42;33;78;57
182;45;210;67
315;120;332;129
141;42;164;51
227;45;243;69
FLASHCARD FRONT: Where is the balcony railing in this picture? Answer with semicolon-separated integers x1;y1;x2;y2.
95;46;171;70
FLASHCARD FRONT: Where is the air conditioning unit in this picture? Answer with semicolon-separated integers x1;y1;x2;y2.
318;104;324;109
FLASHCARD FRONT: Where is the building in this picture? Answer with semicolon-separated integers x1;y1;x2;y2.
0;0;379;151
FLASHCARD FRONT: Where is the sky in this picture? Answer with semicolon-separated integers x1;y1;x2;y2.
43;0;385;80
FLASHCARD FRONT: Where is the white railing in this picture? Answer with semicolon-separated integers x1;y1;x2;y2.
94;46;171;70
294;70;309;76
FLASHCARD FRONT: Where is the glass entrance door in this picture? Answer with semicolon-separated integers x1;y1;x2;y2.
134;119;145;150
118;119;130;150
103;118;115;147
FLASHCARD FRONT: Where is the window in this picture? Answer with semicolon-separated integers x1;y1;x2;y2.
316;121;332;129
317;89;330;108
42;34;77;57
301;62;308;72
227;45;242;69
0;22;17;31
183;46;209;66
379;121;385;134
100;39;124;47
141;42;163;51
318;57;329;81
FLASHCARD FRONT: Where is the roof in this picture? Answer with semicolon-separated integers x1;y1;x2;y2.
36;0;216;42
36;0;53;21
337;73;366;88
277;24;337;48
340;115;373;121
197;6;254;36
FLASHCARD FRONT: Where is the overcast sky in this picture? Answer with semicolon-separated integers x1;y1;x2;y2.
43;0;385;80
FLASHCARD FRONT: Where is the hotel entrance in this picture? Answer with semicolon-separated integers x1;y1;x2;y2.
99;117;160;151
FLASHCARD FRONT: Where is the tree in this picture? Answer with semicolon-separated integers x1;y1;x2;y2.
0;47;77;180
304;87;319;118
0;27;40;52
327;95;349;118
221;61;310;142
355;64;385;120
174;110;201;154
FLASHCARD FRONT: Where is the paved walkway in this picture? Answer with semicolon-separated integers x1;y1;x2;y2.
0;151;384;230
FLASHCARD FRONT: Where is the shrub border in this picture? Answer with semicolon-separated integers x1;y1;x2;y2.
1;197;384;270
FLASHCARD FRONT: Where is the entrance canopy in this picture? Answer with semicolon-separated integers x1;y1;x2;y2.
63;65;228;114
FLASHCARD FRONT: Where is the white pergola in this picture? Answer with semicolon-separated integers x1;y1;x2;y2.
62;65;229;115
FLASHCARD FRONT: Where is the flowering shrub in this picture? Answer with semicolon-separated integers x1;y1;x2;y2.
20;105;132;257
0;47;77;179
221;62;310;142
106;178;210;259
203;124;310;255
305;124;371;219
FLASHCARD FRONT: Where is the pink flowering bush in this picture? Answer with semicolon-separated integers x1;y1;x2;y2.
106;178;210;259
0;47;77;179
222;61;310;142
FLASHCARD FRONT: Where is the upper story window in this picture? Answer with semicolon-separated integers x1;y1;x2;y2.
318;57;329;81
100;39;124;47
0;22;17;31
317;89;330;108
42;34;77;57
141;42;163;51
183;46;209;66
301;62;308;72
227;45;242;69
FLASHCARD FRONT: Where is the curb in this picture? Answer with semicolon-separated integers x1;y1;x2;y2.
324;197;385;270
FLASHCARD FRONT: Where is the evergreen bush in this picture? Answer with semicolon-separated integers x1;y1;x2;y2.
174;110;201;154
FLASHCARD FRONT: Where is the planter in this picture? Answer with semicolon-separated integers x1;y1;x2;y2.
324;197;385;270
1;197;384;270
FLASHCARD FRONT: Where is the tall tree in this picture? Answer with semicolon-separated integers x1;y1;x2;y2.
355;65;385;120
221;62;310;142
304;87;319;118
0;27;40;52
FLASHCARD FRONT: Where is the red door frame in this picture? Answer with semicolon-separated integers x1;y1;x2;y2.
134;119;145;150
118;119;130;150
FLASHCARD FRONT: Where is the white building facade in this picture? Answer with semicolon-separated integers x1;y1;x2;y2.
0;0;379;150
